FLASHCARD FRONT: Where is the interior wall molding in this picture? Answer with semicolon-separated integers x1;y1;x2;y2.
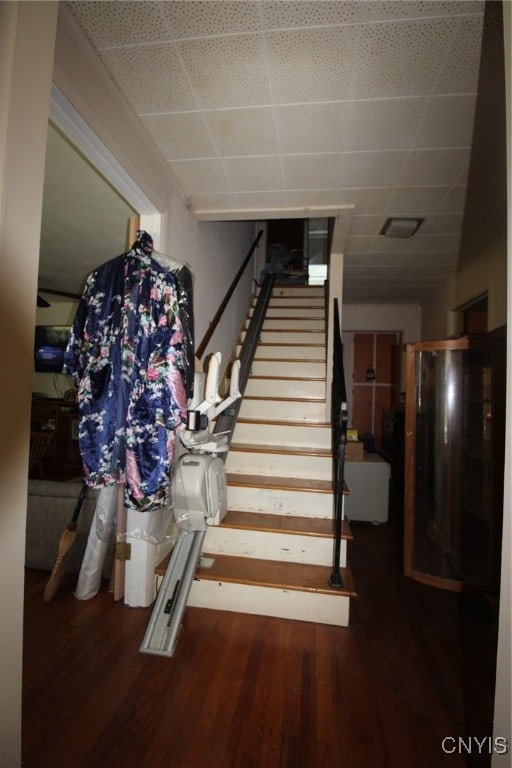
49;84;158;216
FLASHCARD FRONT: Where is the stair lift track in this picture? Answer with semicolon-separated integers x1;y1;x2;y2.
140;274;275;657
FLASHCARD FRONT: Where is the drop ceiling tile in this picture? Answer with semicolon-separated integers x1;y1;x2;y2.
260;1;364;29
414;95;477;148
399;148;471;187
274;103;351;155
169;158;230;195
283;155;344;190
178;35;271;109
100;43;196;113
284;151;406;190
58;0;497;307
190;193;242;212
343;98;426;151
349;18;458;99
343;252;457;268
285;188;357;208
345;233;460;254
364;1;484;23
338;188;396;214
348;215;387;237
205;108;279;156
420;213;464;235
388;186;456;215
437;186;468;215
142;113;216;160
68;1;170;48
435;15;484;94
275;98;426;154
161;0;260;38
265;26;359;103
223;157;285;192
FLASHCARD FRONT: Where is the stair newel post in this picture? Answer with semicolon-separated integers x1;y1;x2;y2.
329;298;347;589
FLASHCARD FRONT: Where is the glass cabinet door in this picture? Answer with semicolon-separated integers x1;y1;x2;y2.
404;336;503;592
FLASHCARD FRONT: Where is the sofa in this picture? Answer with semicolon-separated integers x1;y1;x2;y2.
26;478;114;578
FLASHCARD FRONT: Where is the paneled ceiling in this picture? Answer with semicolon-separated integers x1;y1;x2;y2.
43;0;506;304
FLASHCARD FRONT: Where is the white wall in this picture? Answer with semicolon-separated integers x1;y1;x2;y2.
421;238;507;341
456;238;507;332
161;205;257;372
0;4;58;765
420;275;457;340
342;302;421;342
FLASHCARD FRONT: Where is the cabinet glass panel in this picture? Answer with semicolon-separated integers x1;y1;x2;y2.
405;337;502;592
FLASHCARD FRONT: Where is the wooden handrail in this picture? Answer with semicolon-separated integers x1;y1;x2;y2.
196;229;264;360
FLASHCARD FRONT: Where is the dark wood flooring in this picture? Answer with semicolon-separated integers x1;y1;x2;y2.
22;514;499;768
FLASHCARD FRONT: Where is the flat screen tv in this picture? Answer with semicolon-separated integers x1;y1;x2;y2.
34;325;71;373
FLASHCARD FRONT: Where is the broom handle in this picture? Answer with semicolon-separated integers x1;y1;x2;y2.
68;481;87;530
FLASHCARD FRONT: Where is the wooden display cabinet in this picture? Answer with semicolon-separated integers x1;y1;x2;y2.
404;332;505;593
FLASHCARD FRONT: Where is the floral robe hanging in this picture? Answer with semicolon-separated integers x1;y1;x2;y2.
64;233;188;511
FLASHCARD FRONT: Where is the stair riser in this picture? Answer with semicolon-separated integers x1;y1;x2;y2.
249;359;326;378
226;450;332;480
241;330;325;345
232;421;331;449
204;526;345;567
227;484;335;518
253;307;324;319
188;580;350;626
255;318;325;331
244;377;325;399
272;286;325;298
239;398;327;422
237;344;325;361
264;297;325;308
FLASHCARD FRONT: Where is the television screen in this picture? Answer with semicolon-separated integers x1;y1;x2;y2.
34;326;71;373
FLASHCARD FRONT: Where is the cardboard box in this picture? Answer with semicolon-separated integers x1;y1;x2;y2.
345;440;364;460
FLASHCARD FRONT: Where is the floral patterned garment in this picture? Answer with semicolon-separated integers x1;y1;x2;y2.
64;232;188;511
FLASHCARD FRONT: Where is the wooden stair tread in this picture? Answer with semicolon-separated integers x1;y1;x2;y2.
261;314;324;319
230;442;331;457
236;417;330;428
227;472;333;493
222;510;353;539
243;394;325;402
248;374;326;381
194;553;357;598
256;328;325;336
254;341;325;352
252;356;326;363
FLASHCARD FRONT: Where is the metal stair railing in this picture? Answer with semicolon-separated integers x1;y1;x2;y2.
214;272;275;445
329;298;348;588
196;229;264;361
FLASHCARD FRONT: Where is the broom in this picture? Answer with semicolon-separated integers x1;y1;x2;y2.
43;481;87;603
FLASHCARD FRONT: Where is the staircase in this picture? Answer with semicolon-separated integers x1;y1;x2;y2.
173;283;355;626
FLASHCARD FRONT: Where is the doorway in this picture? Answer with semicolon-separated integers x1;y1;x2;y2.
343;330;401;451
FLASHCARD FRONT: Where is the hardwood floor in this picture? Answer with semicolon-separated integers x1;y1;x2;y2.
22;515;499;768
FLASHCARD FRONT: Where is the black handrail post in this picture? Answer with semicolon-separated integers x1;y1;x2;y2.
329;298;348;589
196;229;264;360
